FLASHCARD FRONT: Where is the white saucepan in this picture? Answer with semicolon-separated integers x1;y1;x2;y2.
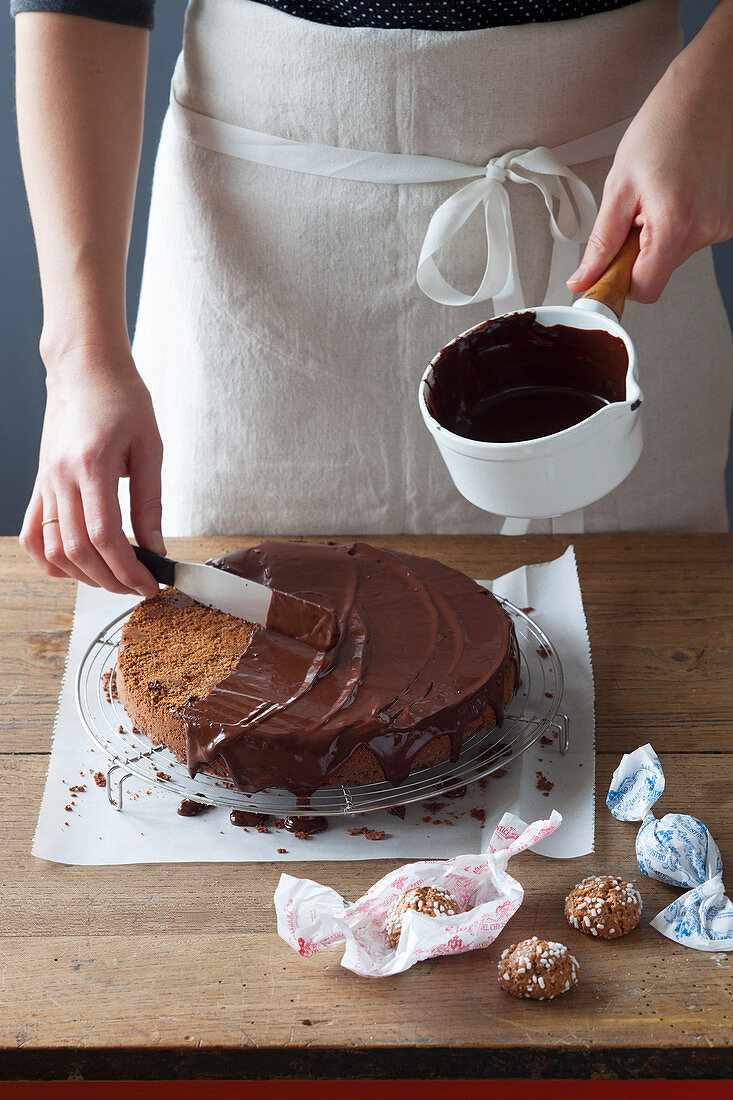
419;230;642;524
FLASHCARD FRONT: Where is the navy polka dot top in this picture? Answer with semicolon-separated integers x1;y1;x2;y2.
11;0;642;32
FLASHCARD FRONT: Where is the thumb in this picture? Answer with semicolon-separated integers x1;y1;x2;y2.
567;184;635;292
129;434;165;557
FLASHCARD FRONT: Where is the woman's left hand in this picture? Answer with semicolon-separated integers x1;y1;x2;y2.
567;1;733;304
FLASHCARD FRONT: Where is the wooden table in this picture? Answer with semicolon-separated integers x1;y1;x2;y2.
2;534;732;1081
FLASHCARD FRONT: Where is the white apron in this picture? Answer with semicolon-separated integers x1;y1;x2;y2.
132;0;733;535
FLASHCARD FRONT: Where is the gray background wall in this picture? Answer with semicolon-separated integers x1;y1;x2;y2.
1;0;731;534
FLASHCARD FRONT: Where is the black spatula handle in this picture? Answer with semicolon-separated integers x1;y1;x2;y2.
133;545;176;586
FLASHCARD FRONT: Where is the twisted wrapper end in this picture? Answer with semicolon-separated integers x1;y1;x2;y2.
650;872;733;951
606;742;665;822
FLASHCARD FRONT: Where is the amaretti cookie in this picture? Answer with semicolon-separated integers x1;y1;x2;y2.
385;886;462;948
564;875;642;939
498;937;579;1000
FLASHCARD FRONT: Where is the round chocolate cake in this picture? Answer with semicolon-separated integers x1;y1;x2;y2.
116;540;519;796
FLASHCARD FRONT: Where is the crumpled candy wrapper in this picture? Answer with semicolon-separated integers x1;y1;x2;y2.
274;809;561;977
607;743;733;951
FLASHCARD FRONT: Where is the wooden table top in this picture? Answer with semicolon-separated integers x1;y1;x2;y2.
2;534;732;1081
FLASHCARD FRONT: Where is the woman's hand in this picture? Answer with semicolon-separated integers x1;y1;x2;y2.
20;345;163;597
568;0;733;303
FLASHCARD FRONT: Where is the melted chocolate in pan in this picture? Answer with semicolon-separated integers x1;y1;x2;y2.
426;311;628;443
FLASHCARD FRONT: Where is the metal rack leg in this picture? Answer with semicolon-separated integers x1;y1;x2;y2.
106;763;132;812
552;714;570;755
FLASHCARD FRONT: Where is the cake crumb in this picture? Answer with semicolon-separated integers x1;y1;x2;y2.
101;669;113;703
69;785;85;793
348;826;386;841
540;735;553;747
536;770;554;795
277;848;287;854
147;679;164;703
470;807;486;826
536;646;549;659
155;771;172;781
64;804;73;812
93;771;106;787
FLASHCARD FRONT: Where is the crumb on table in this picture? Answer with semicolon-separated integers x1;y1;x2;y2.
348;826;386;841
536;770;554;795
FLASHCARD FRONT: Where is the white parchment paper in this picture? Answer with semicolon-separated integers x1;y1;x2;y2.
32;546;594;865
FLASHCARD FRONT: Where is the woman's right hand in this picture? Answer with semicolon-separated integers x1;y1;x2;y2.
20;344;164;597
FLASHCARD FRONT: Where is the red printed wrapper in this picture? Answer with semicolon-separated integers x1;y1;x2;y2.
274;809;562;977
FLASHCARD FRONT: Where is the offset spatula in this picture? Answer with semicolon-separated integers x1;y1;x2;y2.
133;546;338;650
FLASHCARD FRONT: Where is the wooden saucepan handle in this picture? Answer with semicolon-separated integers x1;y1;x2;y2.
579;226;641;320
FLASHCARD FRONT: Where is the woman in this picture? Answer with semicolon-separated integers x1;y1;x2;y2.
13;0;733;598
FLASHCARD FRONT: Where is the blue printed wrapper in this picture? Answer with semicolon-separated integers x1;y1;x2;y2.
606;744;733;951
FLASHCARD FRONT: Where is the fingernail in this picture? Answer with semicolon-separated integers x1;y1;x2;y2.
150;530;167;556
567;267;585;286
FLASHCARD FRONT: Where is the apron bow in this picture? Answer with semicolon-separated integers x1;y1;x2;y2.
416;145;599;313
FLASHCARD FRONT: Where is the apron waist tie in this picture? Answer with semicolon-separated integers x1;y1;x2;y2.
169;84;630;315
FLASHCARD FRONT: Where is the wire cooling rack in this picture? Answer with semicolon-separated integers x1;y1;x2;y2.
75;598;569;816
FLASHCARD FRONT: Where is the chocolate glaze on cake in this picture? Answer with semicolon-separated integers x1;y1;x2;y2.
179;541;517;795
118;540;519;797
